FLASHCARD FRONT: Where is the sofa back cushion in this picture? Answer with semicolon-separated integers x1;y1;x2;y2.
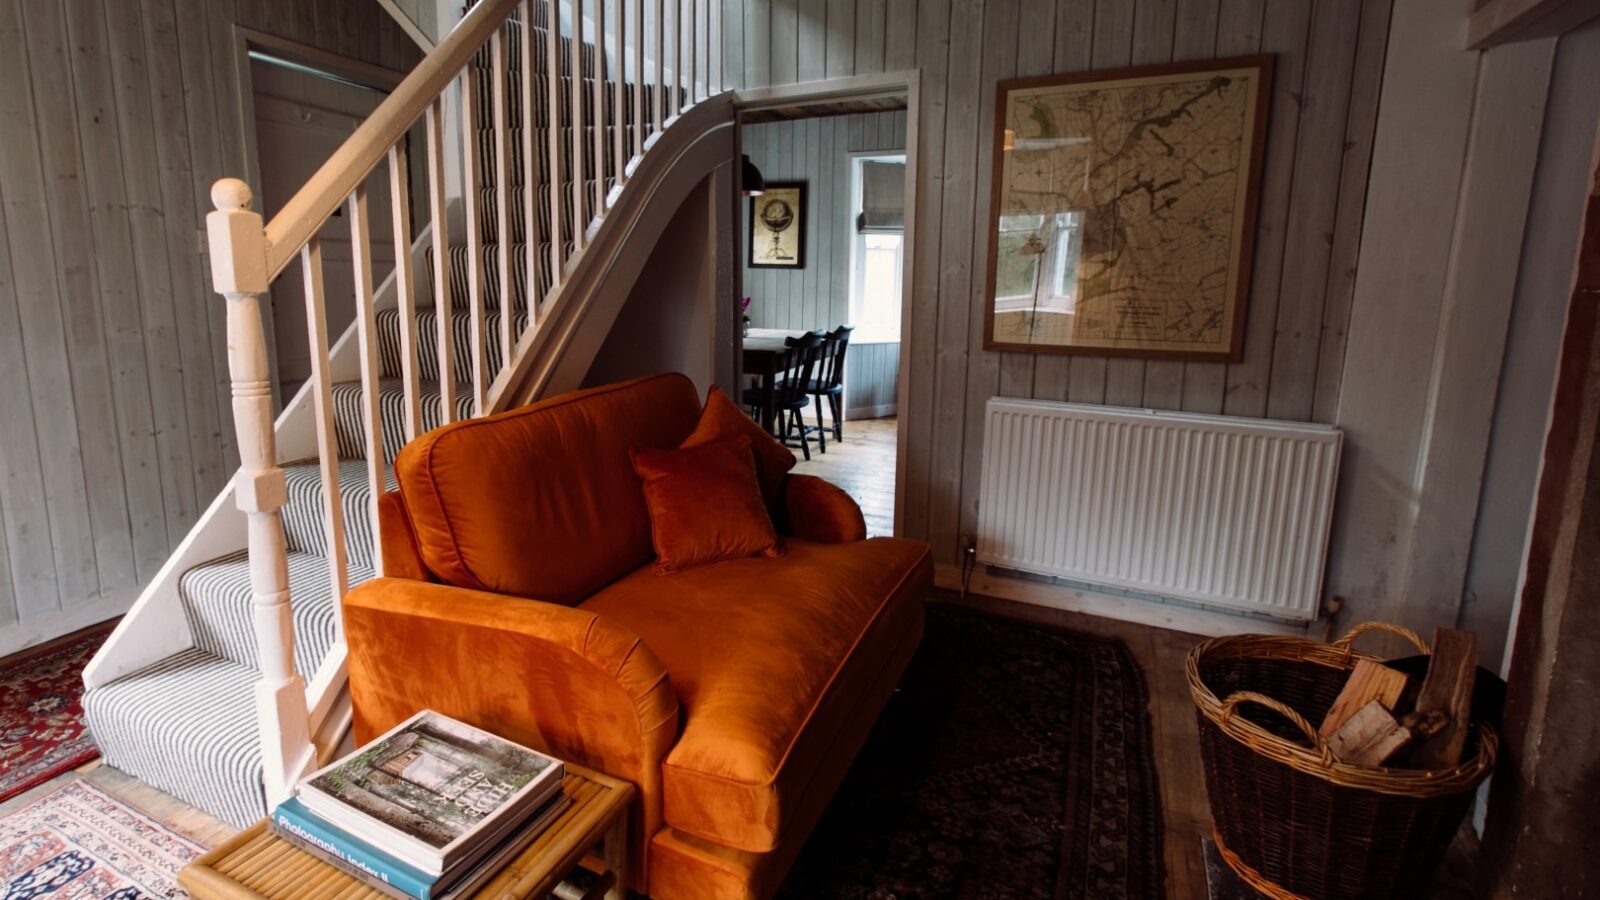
393;373;703;602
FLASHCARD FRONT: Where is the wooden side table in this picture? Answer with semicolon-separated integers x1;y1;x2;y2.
180;765;634;900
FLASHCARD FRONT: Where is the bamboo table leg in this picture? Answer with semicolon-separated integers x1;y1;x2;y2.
602;815;628;900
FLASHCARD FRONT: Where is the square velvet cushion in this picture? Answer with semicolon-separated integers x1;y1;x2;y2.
630;436;783;573
680;385;797;505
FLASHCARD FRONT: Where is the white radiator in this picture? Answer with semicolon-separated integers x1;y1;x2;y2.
976;398;1342;621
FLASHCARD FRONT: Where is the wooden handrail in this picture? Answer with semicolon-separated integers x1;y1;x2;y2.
262;0;521;278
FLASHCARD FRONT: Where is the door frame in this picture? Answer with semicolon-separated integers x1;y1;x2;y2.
226;28;405;401
732;71;922;539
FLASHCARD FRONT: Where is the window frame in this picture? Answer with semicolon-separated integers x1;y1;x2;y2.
847;151;909;345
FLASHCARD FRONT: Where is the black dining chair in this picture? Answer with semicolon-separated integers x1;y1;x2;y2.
804;325;853;452
742;331;827;460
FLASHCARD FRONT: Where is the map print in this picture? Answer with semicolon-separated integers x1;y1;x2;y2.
990;63;1267;357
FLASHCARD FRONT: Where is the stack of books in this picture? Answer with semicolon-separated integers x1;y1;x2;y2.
270;710;570;900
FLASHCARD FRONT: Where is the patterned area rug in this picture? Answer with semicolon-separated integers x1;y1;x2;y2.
0;780;201;897
1;627;112;803
778;605;1164;900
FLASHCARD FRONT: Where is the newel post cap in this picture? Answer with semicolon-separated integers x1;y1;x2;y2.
212;178;254;212
207;178;268;295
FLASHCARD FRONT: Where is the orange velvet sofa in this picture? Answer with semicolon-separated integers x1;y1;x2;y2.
341;373;933;899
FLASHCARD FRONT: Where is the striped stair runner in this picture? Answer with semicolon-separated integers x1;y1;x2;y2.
80;7;636;828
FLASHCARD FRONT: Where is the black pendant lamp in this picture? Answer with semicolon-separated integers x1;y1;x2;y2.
740;154;766;197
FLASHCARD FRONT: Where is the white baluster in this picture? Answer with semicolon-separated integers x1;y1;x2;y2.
302;239;351;610
654;0;664;137
206;179;315;809
612;0;625;190
491;27;514;370
592;0;607;213
349;186;385;576
425;101;456;425
387;144;421;441
520;0;540;326
632;0;644;160
571;0;588;248
461;65;488;414
547;0;565;281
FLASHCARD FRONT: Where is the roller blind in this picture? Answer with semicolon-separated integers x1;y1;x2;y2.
857;161;906;233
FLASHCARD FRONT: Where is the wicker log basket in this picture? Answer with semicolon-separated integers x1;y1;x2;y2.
1187;622;1497;900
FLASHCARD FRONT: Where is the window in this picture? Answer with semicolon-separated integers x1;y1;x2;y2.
849;155;907;344
993;211;1084;314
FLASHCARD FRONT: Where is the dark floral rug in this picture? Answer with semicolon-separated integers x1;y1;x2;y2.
777;604;1163;900
0;626;112;803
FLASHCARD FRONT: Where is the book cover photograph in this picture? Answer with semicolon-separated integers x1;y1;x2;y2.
303;711;561;855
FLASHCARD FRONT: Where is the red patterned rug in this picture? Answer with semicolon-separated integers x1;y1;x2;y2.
0;627;112;803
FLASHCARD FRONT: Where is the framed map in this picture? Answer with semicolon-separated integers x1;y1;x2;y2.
984;56;1273;361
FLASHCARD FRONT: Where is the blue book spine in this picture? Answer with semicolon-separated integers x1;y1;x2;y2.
272;798;437;900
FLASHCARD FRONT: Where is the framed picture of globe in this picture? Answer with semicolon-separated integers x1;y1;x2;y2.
984;55;1273;361
749;183;806;269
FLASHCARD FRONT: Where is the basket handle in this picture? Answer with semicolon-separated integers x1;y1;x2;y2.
1220;691;1335;767
1331;621;1430;657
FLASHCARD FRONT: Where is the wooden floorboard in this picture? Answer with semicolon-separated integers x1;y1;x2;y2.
789;415;897;537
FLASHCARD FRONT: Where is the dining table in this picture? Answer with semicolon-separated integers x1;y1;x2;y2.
742;327;810;434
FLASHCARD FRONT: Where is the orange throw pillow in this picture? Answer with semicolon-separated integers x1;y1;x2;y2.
682;385;796;505
630;437;783;573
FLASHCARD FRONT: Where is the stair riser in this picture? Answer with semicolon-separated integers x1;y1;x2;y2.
377;307;531;386
330;381;477;463
179;550;354;676
277;459;393;572
477;126;637;188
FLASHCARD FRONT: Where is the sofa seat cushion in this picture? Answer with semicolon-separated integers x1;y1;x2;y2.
582;536;932;852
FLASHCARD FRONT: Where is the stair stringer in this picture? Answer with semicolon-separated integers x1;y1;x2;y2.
81;204;452;694
495;95;737;408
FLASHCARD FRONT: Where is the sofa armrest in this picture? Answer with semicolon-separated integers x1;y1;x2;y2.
342;578;677;889
782;473;867;543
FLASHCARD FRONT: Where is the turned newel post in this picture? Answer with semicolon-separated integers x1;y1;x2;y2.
207;178;315;809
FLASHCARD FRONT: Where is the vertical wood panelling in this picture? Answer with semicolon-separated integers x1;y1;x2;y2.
28;1;138;593
738;0;1396;570
955;0;1019;556
926;0;986;563
0;0;97;613
64;0;169;581
104;0;200;545
0;0;419;644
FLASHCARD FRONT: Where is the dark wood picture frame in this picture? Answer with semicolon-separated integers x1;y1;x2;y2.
982;55;1274;362
748;182;807;269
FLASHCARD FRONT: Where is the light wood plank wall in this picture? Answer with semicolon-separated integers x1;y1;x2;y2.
722;0;1396;568
1327;11;1600;664
724;0;1600;656
741;110;907;417
0;0;419;648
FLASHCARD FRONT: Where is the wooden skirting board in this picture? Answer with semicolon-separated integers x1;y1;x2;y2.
933;565;1314;639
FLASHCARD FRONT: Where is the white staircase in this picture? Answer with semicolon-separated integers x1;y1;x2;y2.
82;0;733;828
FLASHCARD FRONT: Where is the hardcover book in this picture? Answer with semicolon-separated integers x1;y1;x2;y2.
296;710;565;876
272;792;572;900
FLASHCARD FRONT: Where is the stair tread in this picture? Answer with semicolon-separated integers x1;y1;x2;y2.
181;547;370;677
82;647;269;828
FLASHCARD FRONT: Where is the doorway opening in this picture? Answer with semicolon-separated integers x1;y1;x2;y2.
735;81;915;538
237;32;413;400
